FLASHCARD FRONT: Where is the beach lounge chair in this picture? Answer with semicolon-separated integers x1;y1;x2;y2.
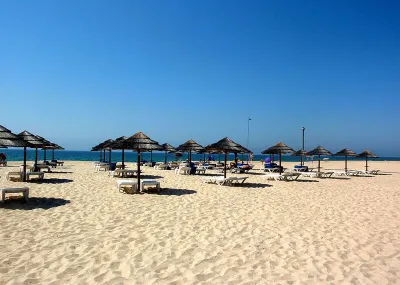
0;160;7;167
280;172;301;181
116;180;138;192
195;166;207;174
346;170;367;176
141;179;160;192
200;176;224;184
26;172;45;181
367;170;380;175
1;187;29;202
316;171;335;178
175;166;191;175
265;173;283;181
6;171;23;182
217;176;248;186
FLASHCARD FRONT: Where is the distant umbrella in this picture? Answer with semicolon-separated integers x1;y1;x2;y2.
0;125;31;181
107;136;128;168
306;146;332;172
92;139;114;163
112;132;162;188
177;139;204;163
50;143;64;160
357;150;378;171
161;143;177;164
206;137;246;178
334;148;357;172
291;149;308;166
18;130;48;168
36;135;53;161
262;142;294;174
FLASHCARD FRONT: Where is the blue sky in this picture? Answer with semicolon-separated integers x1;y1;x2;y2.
1;0;399;155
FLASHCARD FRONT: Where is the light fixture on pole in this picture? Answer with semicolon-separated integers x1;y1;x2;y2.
301;127;306;166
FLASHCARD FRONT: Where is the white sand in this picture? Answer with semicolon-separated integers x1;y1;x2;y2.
1;160;399;284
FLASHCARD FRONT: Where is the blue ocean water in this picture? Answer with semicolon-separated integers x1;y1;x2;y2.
1;149;399;163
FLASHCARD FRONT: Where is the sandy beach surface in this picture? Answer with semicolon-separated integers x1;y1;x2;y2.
0;160;399;285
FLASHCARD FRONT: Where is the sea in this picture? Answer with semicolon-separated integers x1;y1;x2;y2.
1;149;399;163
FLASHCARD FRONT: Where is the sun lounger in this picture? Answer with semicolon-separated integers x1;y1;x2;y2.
265;173;283;181
200;176;224;184
141;179;160;192
175;166;191;175
300;172;318;178
6;171;23;182
316;171;334;178
196;166;207;174
95;163;110;172
280;172;301;181
0;160;7;167
367;170;380;175
26;172;44;181
217;176;249;186
116;180;138;192
346;170;368;176
1;187;29;202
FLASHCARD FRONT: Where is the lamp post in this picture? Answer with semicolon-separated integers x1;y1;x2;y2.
247;118;251;162
301;127;306;166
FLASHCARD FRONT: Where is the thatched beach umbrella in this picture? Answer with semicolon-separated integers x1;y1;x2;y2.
262;142;294;174
18;131;48;169
161;143;177;164
206;137;245;178
0;125;32;181
112;132;162;188
291;149;307;165
357;150;378;171
101;139;115;164
335;148;357;172
107;136;128;168
177;139;204;163
306;146;332;173
92;139;114;163
50;143;64;160
36;135;53;161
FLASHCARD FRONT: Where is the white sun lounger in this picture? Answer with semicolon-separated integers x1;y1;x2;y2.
116;180;138;192
1;187;29;202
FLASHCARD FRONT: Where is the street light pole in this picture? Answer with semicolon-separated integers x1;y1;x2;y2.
247;118;251;149
301;127;306;166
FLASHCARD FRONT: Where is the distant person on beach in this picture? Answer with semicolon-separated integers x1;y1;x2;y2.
0;153;6;161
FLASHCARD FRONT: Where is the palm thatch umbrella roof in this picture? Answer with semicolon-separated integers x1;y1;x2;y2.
306;145;332;156
358;150;378;158
358;150;378;171
161;143;177;153
334;148;357;172
0;126;31;148
105;136;128;168
18;130;49;166
262;142;294;174
160;143;177;164
306;145;332;172
177;139;204;162
113;132;162;187
206;137;246;178
0;126;32;181
262;142;295;155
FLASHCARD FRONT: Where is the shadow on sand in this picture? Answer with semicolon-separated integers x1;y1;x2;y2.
140;175;164;179
1;197;71;210
35;178;74;184
144;188;197;196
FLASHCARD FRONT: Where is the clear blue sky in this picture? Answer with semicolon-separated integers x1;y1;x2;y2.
1;0;399;155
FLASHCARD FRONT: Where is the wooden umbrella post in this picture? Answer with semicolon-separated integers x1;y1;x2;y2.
122;149;125;169
318;155;321;172
44;149;47;161
137;150;141;192
52;149;55;160
224;152;227;178
23;146;27;182
279;152;282;174
365;157;368;171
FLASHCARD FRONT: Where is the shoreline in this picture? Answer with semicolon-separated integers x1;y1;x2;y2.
1;160;399;284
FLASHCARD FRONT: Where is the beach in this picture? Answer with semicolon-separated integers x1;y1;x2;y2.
0;160;399;284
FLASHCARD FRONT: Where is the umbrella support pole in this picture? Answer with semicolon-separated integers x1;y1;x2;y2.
52;149;55;160
279;153;282;174
365;157;368;171
224;152;227;178
318;155;321;172
137;151;141;191
345;155;348;172
35;148;38;171
109;149;112;164
44;149;46;162
23;147;27;182
164;151;167;164
103;150;106;162
122;149;125;169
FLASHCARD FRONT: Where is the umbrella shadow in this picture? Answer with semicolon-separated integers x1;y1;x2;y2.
0;197;71;210
144;188;197;196
34;178;74;184
319;177;352;180
233;182;273;188
292;179;319;183
49;171;73;174
140;175;164;179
